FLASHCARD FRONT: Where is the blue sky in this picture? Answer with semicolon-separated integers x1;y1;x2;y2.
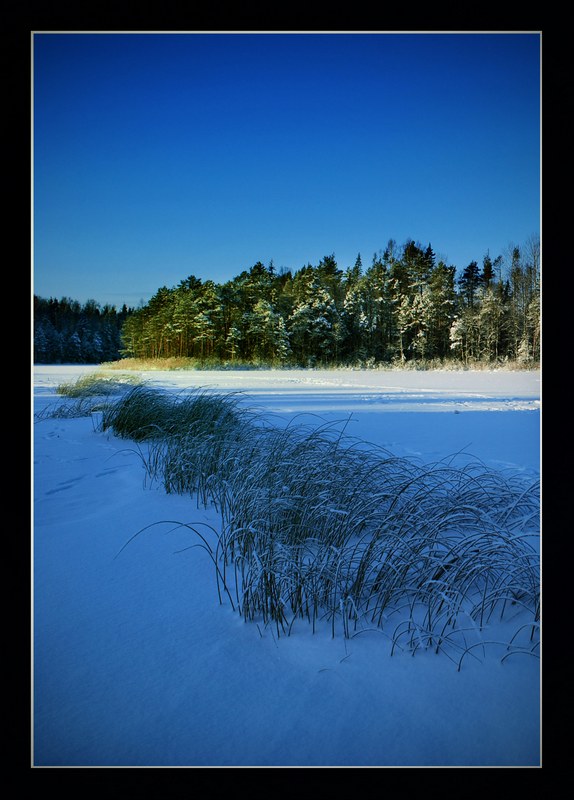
33;32;541;309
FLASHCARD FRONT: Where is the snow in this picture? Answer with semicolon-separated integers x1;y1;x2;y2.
33;365;541;767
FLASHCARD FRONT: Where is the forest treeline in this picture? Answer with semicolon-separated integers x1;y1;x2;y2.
34;236;540;367
34;296;132;363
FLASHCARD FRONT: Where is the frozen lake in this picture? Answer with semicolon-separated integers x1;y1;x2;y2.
32;365;541;767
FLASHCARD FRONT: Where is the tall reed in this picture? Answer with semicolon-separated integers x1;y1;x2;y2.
57;378;540;662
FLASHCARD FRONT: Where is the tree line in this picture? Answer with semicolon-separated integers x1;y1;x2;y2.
34;296;132;363
119;236;540;367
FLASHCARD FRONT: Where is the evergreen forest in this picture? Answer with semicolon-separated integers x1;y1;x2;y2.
34;237;540;368
34;297;132;364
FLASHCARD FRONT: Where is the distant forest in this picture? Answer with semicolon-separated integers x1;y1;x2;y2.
34;237;540;367
33;297;132;364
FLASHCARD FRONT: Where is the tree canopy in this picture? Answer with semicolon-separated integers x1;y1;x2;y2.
34;236;540;367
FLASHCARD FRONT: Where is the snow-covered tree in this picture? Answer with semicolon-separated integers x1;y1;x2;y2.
225;324;242;362
247;299;292;362
288;281;340;364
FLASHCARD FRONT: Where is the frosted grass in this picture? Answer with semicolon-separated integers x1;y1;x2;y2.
53;379;540;666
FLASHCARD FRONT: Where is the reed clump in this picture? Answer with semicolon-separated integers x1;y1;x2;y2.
55;378;541;664
35;371;143;422
56;371;142;397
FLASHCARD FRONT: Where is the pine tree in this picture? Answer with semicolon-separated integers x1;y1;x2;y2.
458;261;482;310
396;295;415;362
67;330;83;362
426;261;456;359
34;322;50;363
478;285;504;362
341;256;367;360
481;253;495;287
225;324;242;362
275;315;292;364
288;270;339;365
410;289;432;359
449;316;466;361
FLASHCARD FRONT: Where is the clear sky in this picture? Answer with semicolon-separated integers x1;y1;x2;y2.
32;31;541;309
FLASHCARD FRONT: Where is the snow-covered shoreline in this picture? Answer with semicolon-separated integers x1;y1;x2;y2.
33;364;541;411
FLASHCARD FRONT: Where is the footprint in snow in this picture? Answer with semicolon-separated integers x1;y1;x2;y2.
45;474;86;495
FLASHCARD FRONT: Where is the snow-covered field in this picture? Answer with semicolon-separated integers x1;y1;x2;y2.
32;365;541;767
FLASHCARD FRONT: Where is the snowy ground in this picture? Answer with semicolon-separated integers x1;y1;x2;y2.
32;365;541;767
